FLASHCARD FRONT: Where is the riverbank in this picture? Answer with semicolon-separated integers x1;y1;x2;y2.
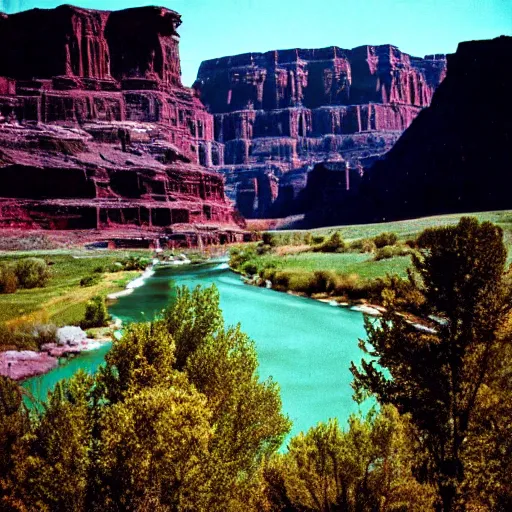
0;337;111;381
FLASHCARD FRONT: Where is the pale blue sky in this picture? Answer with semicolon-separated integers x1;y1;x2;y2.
2;0;511;86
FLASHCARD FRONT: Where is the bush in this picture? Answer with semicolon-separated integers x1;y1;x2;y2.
241;261;258;276
121;256;151;271
81;296;110;329
311;235;326;245
0;264;18;294
80;275;101;287
229;246;257;272
373;232;398;249
262;232;277;247
256;243;272;255
33;323;58;347
374;245;412;261
13;258;50;289
0;321;49;351
349;238;376;253
313;232;346;253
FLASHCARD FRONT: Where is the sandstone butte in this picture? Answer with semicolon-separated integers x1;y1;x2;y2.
0;5;246;249
194;45;446;219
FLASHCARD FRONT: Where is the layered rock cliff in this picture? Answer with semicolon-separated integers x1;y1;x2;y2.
301;36;512;227
0;5;243;247
195;45;446;217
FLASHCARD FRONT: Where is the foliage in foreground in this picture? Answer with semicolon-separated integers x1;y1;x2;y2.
0;284;437;511
1;217;511;510
352;217;512;511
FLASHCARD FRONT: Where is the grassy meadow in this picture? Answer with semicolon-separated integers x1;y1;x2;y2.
0;251;146;326
232;210;512;302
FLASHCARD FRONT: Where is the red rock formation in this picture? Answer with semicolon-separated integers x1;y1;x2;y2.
302;36;512;227
195;45;446;218
0;5;243;246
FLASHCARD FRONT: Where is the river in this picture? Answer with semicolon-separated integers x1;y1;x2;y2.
23;262;368;437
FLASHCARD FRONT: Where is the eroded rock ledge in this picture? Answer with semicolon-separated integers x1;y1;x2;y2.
0;5;244;247
194;45;446;218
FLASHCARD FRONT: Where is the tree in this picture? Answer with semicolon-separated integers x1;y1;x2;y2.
265;406;434;511
10;372;94;511
351;217;511;511
94;384;213;511
164;285;224;370
13;258;50;289
81;295;110;329
97;320;180;404
0;376;28;508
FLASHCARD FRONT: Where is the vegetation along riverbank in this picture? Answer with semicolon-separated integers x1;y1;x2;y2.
230;210;512;317
1;215;511;510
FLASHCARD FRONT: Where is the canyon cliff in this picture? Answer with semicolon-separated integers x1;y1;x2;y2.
302;35;512;227
194;45;446;218
0;5;244;247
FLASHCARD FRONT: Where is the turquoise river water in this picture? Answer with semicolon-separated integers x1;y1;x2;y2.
23;262;368;437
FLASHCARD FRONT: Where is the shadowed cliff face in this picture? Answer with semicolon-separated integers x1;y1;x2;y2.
0;5;244;245
301;36;512;228
195;45;446;218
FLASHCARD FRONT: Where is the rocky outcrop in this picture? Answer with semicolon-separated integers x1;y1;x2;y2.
0;5;244;247
195;45;446;217
301;36;512;227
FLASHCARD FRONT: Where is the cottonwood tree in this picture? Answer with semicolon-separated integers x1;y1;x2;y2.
265;405;435;511
351;217;512;511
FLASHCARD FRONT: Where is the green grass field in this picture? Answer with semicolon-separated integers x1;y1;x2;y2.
0;251;146;325
247;210;512;285
281;210;512;247
257;252;412;280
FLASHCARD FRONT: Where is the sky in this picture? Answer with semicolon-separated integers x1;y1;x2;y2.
1;0;511;86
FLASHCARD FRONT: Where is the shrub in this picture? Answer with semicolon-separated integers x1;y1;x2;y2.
256;244;272;255
241;261;258;276
94;266;105;273
374;245;411;261
0;264;18;294
304;233;313;245
229;246;257;272
373;232;398;249
313;232;346;253
13;258;50;289
80;275;101;287
262;232;277;247
311;235;326;245
349;238;376;253
0;322;41;351
121;256;151;271
33;323;58;347
81;296;110;329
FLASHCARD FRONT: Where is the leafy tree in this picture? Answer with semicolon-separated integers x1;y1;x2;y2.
10;372;94;511
164;285;224;370
0;376;28;506
94;384;212;511
13;258;50;289
97;320;180;404
351;218;511;511
81;295;110;329
266;405;434;511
